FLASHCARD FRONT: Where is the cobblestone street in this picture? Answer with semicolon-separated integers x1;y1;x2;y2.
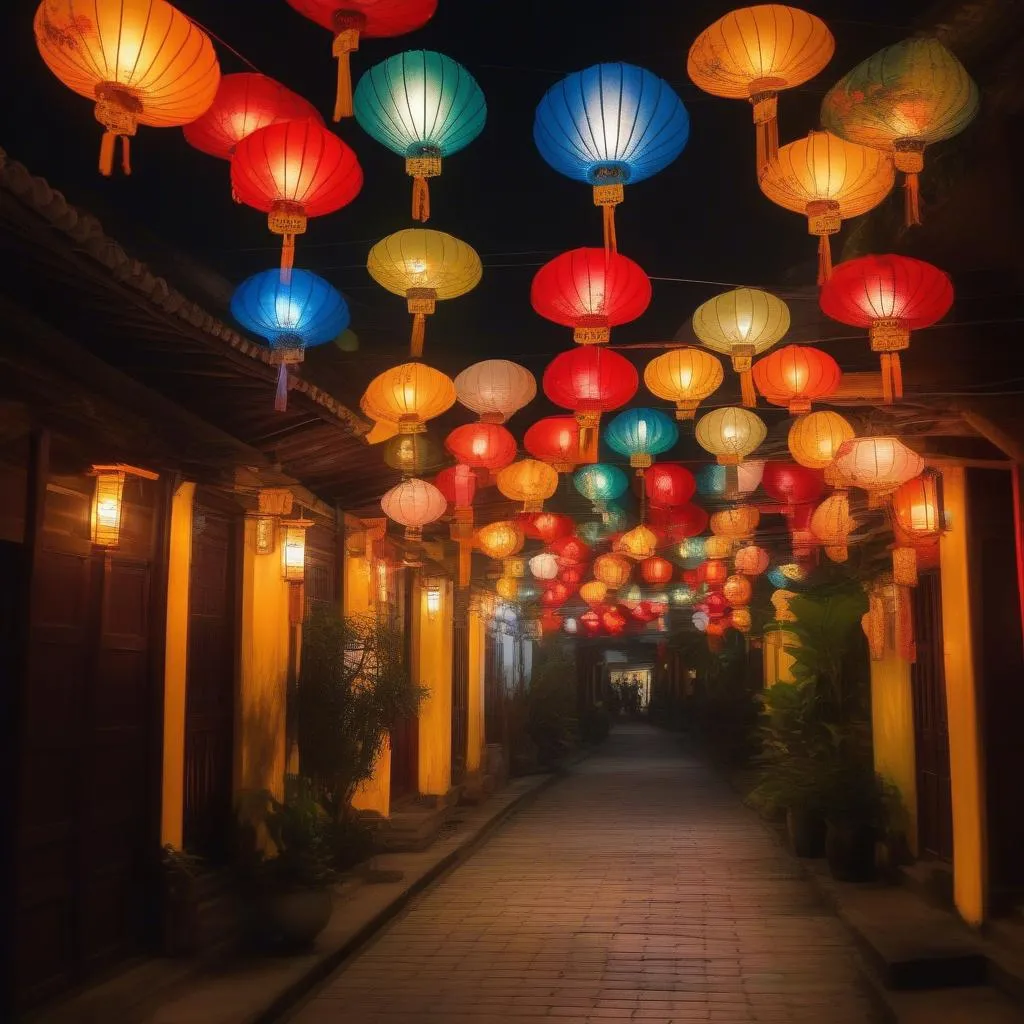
290;724;877;1024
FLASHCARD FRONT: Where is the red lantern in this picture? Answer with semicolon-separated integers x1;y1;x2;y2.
543;347;638;462
232;119;363;276
704;591;729;618
640;556;674;585
644;463;696;508
434;464;476;509
701;560;729;590
541;581;571;607
752;344;841;414
550;536;592;567
184;73;322;160
603;605;629;633
445;422;517;471
531;248;652;345
648;503;709;542
518;512;575;543
580;609;602;635
524;416;581;472
761;461;826;516
558;565;584;588
820;254;954;404
540;608;565;634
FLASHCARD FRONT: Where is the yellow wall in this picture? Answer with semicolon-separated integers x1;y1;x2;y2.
939;466;987;926
161;481;195;848
763;626;798;686
417;576;453;796
237;517;291;800
870;646;918;856
466;602;487;773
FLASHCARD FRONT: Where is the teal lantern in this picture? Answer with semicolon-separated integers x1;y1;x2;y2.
354;50;486;222
574;463;628;511
604;407;678;472
678;537;707;568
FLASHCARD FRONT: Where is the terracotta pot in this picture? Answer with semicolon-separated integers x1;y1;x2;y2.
786;807;826;858
825;819;877;881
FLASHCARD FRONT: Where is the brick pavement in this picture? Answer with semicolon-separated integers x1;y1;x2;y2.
290;723;878;1024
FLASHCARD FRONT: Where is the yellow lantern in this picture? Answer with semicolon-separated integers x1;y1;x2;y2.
810;492;857;562
594;553;632;590
731;607;752;633
788;410;855;470
688;5;835;174
475;520;525;561
496;459;559;513
710;505;760;540
362;361;456;434
367;229;482;357
580;580;608;607
692;288;790;406
695;407;767;465
703;535;733;561
496;576;519;601
90;469;126;547
643;348;724;420
617;525;659;561
723;574;753;607
281;517;313;582
758;130;895;284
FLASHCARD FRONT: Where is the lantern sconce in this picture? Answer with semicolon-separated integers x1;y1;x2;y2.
425;577;443;622
375;559;390;608
254;516;277;555
89;464;159;548
281;516;314;624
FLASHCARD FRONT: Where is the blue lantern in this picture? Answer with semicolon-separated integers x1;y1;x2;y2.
534;63;690;251
574;463;629;511
231;268;349;411
355;51;486;222
766;564;809;591
696;459;765;498
678;537;707;568
604;407;679;472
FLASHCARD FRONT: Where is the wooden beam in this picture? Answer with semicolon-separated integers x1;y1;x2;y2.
954;406;1024;464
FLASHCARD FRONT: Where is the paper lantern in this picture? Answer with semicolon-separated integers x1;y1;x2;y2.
445;422;517;470
603;606;629;633
476;520;524;562
604;408;679;472
695;407;767;465
524;417;581;473
819;254;953;403
579;610;602;635
710;505;760;540
731;608;753;633
354;50;486;221
367;229;482;357
619;584;643;609
496;459;559;513
821;37;979;226
363;362;455;434
383;432;444;476
704;536;733;561
541;609;565;633
761;462;826;528
35;0;220;177
284;0;437;120
643;348;724;420
436;464;477;587
580;580;609;607
735;545;770;576
687;5;834;173
810;492;857;562
671;585;695;606
617;525;659;561
574;463;629;510
564;617;578;635
692;289;790;406
594;553;632;590
496;577;518;601
679;537;707;565
767;563;808;590
529;552;559;581
701;560;730;591
644;464;696;508
530;248;652;344
541;582;571;608
889;469;944;585
697;460;765;498
771;588;798;622
558;565;584;589
454;359;537;423
550;536;592;567
788;411;855;470
752;344;841;414
231;268;350;411
534;62;690;251
649;503;709;543
544;347;639;462
641;557;674;586
380;477;446;540
759;130;895;283
520;512;575;544
832;437;924;505
723;574;753;607
692;610;710;632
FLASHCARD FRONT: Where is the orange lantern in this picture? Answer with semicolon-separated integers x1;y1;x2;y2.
704;535;733;561
580;580;609;608
476;521;525;581
889;470;943;586
496;577;519;601
788;411;855;470
643;348;724;420
810;492;857;562
758;130;895;283
496;459;559;513
640;557;674;586
723;574;753;608
702;559;729;590
617;525;659;561
735;544;770;576
35;0;220;177
362;362;456;434
731;607;753;633
594;553;632;590
752;345;841;414
832;437;924;506
710;505;760;541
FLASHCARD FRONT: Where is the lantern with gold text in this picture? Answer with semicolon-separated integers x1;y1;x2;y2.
788;410;855;470
695;407;767;465
832;437;924;506
752;345;841;414
380;477;446;541
525;417;582;473
594;553;632;591
363;362;455;434
496;459;559;513
454;360;536;423
644;464;696;509
643;348;724;420
445;422;517;471
35;0;220;177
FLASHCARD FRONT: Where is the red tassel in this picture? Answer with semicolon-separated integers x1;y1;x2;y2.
602;204;617;254
411;176;430;222
904;172;921;228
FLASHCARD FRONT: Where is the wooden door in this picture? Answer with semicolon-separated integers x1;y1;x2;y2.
451;599;469;784
389;566;418;801
183;493;237;859
912;570;954;862
304;519;339;620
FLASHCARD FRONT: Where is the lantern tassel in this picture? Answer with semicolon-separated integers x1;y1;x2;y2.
754;115;779;178
879;352;903;404
121;136;131;176
410;313;426;358
411;176;431;222
275;363;289;412
602;204;617;254
579;425;599;464
816;234;833;286
99;131;116;177
280;235;295;285
332;29;360;121
904;172;922;228
739;370;757;408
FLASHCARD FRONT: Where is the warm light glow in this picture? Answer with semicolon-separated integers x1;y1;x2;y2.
254;516;276;555
425;578;443;620
788;410;855;469
281;518;313;582
91;470;125;547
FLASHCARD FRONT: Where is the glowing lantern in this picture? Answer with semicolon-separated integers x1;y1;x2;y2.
604;408;679;473
233;119;363;278
687;5;834;173
759;130;895;283
496;577;518;601
723;574;753;607
692;610;710;632
524;417;581;473
641;557;674;586
643;348;724;420
534;62;690;252
620;584;643;609
284;0;437;120
579;610;602;636
705;592;730;618
454;360;536;423
580;580;609;607
529;552;559;581
530;248;652;344
35;0;220;177
564;617;578;635
671;585;695;606
603;606;628;634
768;563;808;590
697;461;765;501
752;344;841;413
692;289;790;408
544;347;639;462
617;525;659;561
762;462;825;516
520;513;575;544
476;520;525;564
832;437;924;505
731;608;753;633
594;553;632;590
541;582;571;608
445;422;517;470
701;559;729;591
889;470;944;586
810;492;857;562
231;269;350;411
704;536;733;561
735;545;770;576
435;464;476;587
645;464;696;508
90;468;126;547
367;229;482;357
679;537;707;565
550;536;591;567
711;506;760;542
355;50;486;221
648;503;708;543
280;517;314;584
541;609;565;633
695;407;767;465
574;463;629;511
497;459;559;513
821;37;979;227
383;433;443;476
788;411;855;470
363;362;455;434
184;72;321;164
559;565;584;589
819;255;953;404
380;477;446;541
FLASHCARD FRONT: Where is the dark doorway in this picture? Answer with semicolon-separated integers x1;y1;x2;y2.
484;631;504;745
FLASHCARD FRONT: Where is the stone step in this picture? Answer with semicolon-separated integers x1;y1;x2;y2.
880;984;1024;1023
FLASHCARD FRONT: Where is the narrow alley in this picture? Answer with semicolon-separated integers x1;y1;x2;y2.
290;724;877;1024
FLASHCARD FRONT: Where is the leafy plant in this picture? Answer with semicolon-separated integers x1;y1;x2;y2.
525;644;578;766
